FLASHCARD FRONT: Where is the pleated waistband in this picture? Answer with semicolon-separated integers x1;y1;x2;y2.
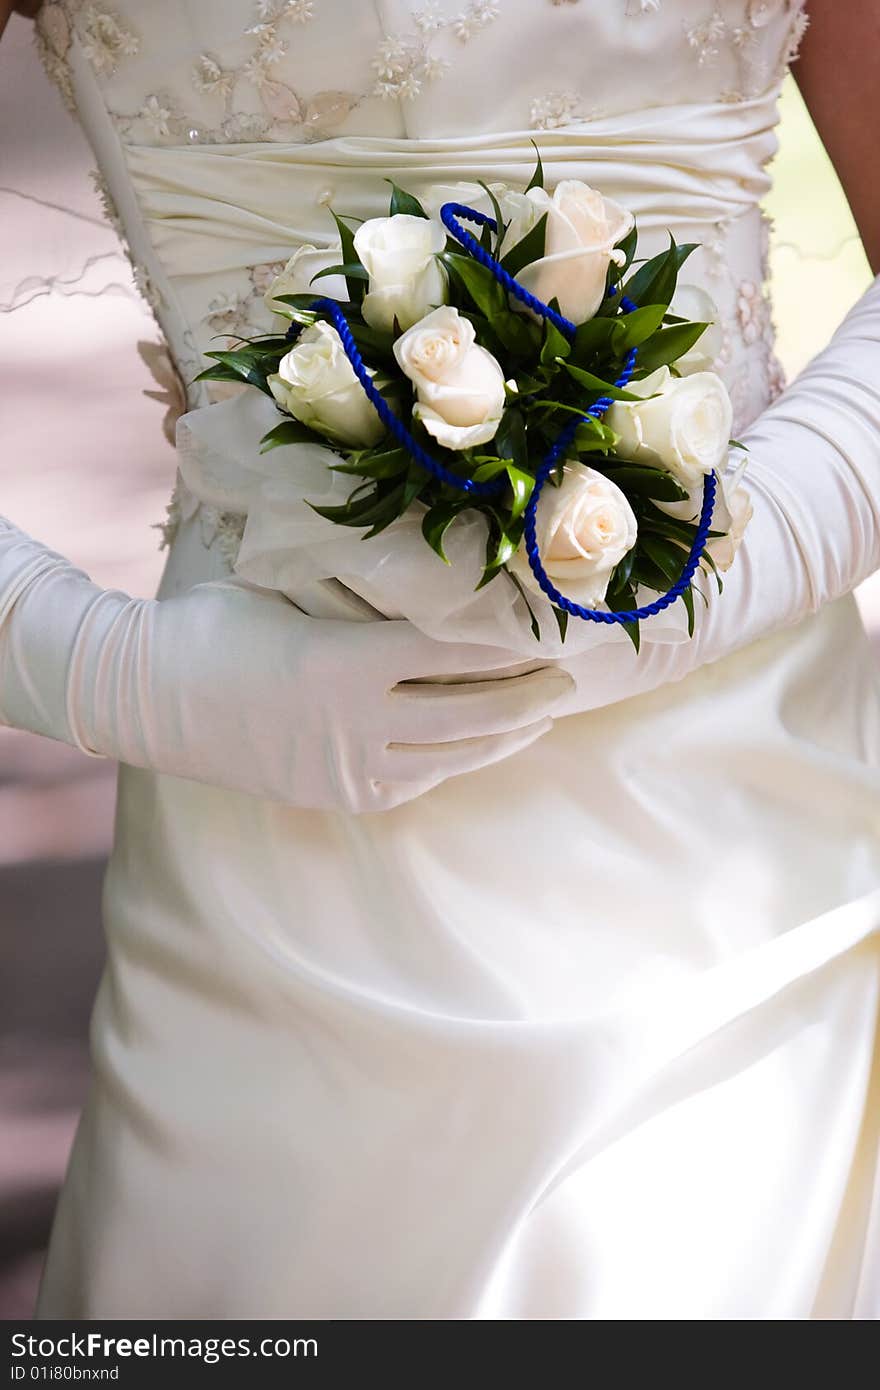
124;95;779;278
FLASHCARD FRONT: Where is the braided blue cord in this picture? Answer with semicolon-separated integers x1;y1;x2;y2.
305;200;715;627
439;204;716;624
441;203;578;338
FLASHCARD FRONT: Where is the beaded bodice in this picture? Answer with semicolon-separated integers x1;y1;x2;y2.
38;2;807;144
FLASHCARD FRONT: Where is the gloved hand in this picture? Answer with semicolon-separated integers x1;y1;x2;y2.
554;273;880;715
0;525;573;811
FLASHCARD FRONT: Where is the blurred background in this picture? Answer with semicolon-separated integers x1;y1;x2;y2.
1;11;878;1318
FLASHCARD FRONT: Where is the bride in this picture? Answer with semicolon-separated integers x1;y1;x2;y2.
2;0;878;1320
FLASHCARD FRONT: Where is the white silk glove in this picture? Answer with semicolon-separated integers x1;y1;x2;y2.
0;526;573;811
555;272;880;714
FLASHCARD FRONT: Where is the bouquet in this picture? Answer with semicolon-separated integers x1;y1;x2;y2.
189;154;751;656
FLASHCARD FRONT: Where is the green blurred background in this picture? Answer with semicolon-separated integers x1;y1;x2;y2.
769;78;873;380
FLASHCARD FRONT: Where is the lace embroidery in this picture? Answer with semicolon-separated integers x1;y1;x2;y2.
683;0;807;99
89;168;122;236
79;3;139;76
683;8;727;66
202;263;283;347
34;3;75;112
373;3;498;102
529;91;603;131
36;1;810;149
156;479;247;565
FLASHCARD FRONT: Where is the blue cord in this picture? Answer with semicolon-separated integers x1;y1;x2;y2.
305;199;715;627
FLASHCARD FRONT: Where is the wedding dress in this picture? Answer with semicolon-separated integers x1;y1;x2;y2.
20;0;880;1318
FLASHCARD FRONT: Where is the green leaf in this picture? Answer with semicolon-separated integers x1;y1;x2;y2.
551;606;569;643
364;476;424;539
621;619;641;652
477;515;524;588
330;446;409;479
507;571;541;642
472;456;513;483
605;574;640;652
512;371;548;395
347;319;397;366
421;502;462;563
259;418;327;452
640;498;701;536
680;582;696;638
572;418;618;453
730;438;750;452
273;292;321;311
310;262;369;283
641;535;690;585
604;464;690;502
329;210;365;304
494;407;528;472
386;180;428;218
491;310;541;357
505;464;535;523
270;292;323;325
440;252;507;319
561;361;651;402
200;349;267;391
525;141;544;192
570;315;618;362
611;302;667;351
477;180;507;245
635;322;710;374
309;486;390;529
500;211;548;279
623;238;698;311
699;544;724;594
540;313;571;367
631;555;671;593
193;362;253;387
610;546;636;593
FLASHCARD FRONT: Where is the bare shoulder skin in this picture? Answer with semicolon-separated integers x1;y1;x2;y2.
0;1;43;37
795;0;880;272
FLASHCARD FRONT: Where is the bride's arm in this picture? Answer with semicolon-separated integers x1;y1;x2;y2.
556;7;880;714
795;0;880;273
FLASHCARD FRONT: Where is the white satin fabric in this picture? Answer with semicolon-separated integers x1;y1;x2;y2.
38;1;880;1319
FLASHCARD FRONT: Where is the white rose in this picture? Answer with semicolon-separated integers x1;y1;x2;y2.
669;283;724;374
655;456;752;573
268;320;385;447
393;305;506;452
605;366;733;487
498;179;634;325
264;242;347;315
419;180;509;221
353;214;447;333
509;462;638;608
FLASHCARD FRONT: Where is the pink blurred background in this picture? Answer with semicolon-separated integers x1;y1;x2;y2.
1;12;878;1319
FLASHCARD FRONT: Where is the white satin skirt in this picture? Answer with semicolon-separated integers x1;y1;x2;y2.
36;540;880;1317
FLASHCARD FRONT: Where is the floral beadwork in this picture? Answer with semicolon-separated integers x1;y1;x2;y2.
79;3;139;76
529;91;605;131
683;0;808;99
372;2;499;102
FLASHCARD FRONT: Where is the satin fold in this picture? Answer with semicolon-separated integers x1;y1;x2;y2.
124;93;778;277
